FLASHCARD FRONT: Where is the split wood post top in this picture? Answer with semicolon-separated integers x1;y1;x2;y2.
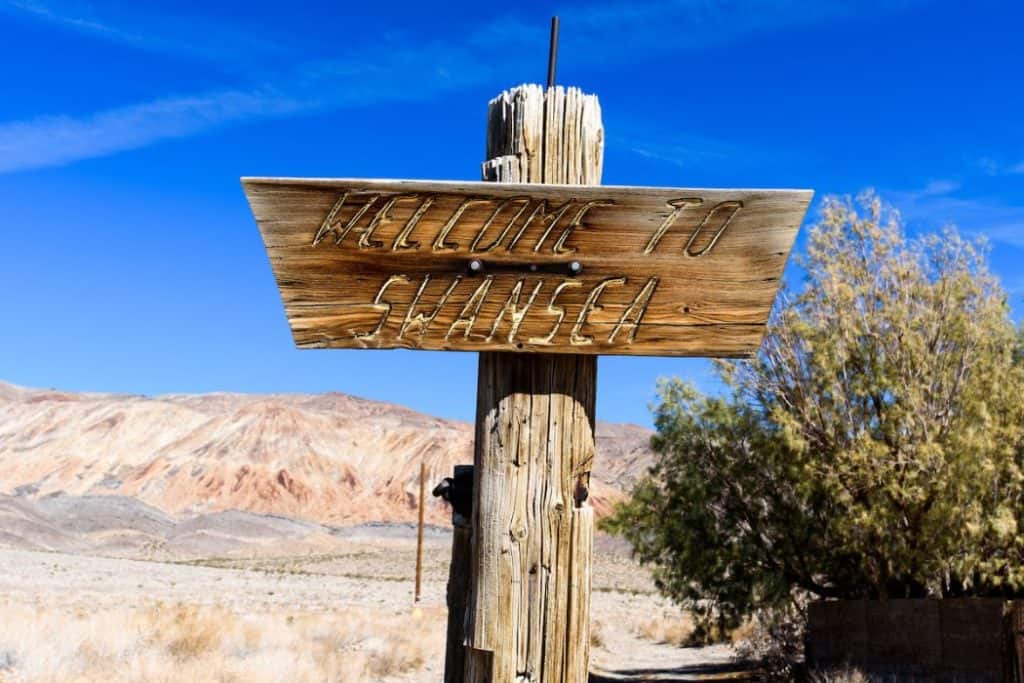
464;84;600;683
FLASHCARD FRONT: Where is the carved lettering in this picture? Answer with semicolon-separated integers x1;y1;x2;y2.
571;277;625;345
360;194;417;249
552;200;614;254
356;274;410;341
399;275;462;339
529;201;576;253
469;197;531;252
609;277;658;343
312;192;350;246
391;195;436;251
684;200;742;257
314;192;634;255
446;276;495;341
432;199;489;252
523;279;579;345
336;271;667;348
312;192;380;247
643;198;703;254
260;179;817;355
312;190;741;259
486;279;544;343
503;202;546;252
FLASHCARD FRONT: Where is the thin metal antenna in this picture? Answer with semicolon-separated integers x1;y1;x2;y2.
547;16;560;89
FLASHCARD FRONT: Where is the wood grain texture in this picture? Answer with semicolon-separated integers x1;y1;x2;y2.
243;132;810;357
464;85;601;683
467;352;597;683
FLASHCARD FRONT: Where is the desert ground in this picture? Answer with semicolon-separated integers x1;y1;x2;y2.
0;526;744;682
0;382;745;681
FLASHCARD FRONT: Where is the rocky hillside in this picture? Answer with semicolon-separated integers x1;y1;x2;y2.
0;381;653;526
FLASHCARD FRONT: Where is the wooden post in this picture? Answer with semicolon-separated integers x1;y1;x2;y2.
415;459;426;603
464;84;602;683
244;67;810;683
444;465;474;683
244;40;810;683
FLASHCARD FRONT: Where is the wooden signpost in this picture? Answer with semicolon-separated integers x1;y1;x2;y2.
244;178;808;357
244;44;811;683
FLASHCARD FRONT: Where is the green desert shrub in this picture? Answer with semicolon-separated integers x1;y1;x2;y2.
604;193;1024;636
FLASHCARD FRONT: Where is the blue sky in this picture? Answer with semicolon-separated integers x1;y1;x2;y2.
0;0;1021;426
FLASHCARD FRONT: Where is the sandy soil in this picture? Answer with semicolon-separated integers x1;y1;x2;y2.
0;535;746;681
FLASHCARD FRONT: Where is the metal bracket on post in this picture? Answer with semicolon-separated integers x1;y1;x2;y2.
433;464;474;527
434;464;474;683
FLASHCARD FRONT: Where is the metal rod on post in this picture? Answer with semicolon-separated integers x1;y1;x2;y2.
541;15;560;184
547;16;559;89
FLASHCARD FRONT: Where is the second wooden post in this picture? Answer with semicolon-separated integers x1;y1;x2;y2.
464;84;602;683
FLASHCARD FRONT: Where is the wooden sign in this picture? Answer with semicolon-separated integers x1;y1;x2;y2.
244;178;812;357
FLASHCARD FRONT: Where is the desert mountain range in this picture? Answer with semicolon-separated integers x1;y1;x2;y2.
0;380;653;531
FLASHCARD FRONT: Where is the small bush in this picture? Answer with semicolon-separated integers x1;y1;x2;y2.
364;639;425;677
634;613;694;646
590;619;606;649
161;605;224;660
733;608;805;682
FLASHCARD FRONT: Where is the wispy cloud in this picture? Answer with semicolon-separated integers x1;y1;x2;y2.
976;156;1024;177
617;133;734;169
1;0;291;66
612;123;817;174
0;90;303;173
886;180;1024;250
918;179;961;196
6;0;133;41
0;42;495;173
0;0;932;174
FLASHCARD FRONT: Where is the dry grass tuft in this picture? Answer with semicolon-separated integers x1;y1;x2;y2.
634;612;695;646
365;642;425;678
0;599;443;682
158;605;225;660
727;619;758;644
590;619;606;649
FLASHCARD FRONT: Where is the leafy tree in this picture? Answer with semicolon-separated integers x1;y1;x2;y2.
603;193;1024;629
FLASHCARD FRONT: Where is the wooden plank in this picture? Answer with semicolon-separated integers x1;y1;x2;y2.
243;177;811;357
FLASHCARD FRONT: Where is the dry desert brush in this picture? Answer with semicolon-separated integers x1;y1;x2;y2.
604;192;1024;637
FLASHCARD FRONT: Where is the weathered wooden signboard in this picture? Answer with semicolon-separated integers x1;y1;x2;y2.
244;178;812;357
